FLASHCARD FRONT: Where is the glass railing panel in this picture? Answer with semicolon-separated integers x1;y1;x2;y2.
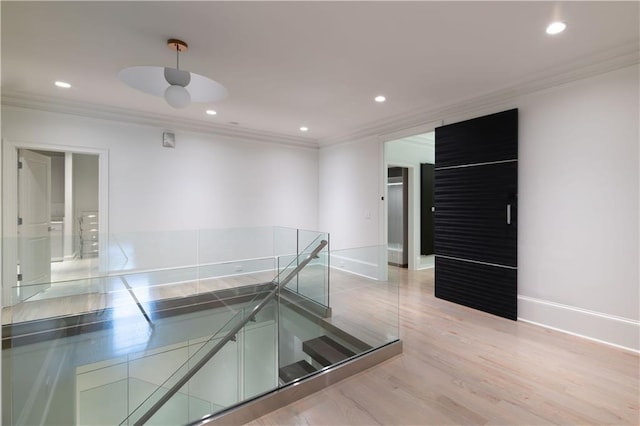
275;236;338;384
2;226;300;312
5;254;279;328
2;228;406;426
107;230;200;274
120;288;271;425
277;295;327;384
8;275;120;324
297;230;330;306
2;227;326;426
197;257;276;293
243;297;278;399
4;288;253;426
197;227;276;265
272;226;297;259
327;245;400;347
277;232;329;307
278;244;396;387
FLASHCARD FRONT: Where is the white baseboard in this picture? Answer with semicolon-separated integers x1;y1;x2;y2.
330;254;382;280
518;295;639;353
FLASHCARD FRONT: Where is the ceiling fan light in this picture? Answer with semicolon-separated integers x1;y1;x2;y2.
164;67;191;87
164;84;191;108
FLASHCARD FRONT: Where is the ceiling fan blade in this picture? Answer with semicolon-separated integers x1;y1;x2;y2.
187;72;228;103
118;66;168;97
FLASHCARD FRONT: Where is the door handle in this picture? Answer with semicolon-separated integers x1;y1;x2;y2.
506;204;512;225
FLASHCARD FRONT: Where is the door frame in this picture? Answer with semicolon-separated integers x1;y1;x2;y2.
386;162;415;269
1;139;109;306
378;121;441;271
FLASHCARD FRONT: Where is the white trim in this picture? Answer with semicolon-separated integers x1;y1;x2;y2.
520;319;639;355
416;265;434;271
436;254;517;270
378;120;442;144
518;295;640;352
1;93;318;150
322;44;639;146
435;159;518;171
329;265;378;281
330;254;381;281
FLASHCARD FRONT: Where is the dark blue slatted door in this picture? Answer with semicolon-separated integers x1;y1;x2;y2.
434;109;518;320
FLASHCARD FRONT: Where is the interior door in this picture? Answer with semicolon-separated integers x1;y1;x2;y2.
18;149;52;301
434;109;518;320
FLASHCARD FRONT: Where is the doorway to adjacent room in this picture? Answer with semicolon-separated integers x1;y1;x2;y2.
2;140;108;305
383;131;435;271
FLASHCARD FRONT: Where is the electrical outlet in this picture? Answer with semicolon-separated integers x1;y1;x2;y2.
234;264;243;272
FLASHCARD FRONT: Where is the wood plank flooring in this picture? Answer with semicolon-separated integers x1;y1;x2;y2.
247;267;640;426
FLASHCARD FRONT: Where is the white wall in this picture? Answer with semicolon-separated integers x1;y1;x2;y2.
319;65;640;351
2;107;319;235
516;64;639;350
318;138;380;250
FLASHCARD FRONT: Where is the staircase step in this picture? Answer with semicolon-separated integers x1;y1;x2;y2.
278;360;317;383
302;335;357;367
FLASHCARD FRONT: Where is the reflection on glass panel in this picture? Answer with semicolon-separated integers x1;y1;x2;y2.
328;246;399;347
2;228;401;426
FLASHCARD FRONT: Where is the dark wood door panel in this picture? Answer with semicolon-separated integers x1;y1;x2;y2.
435;161;517;267
434;108;518;321
435;109;518;167
435;256;517;320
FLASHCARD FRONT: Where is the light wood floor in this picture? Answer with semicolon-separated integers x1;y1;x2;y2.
247;267;640;426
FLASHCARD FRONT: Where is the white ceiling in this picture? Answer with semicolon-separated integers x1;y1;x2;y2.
2;1;638;145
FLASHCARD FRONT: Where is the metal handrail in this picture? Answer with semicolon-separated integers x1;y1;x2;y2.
131;239;328;426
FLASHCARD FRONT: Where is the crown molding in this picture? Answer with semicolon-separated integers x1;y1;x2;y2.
1;92;320;150
3;41;638;151
321;41;640;147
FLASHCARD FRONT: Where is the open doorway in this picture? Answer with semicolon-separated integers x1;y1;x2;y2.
387;166;408;267
2;140;108;306
29;150;100;282
384;132;435;270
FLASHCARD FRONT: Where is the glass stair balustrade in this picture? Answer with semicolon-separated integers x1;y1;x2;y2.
2;227;401;426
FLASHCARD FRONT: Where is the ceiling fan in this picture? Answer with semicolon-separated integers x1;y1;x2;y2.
118;39;228;109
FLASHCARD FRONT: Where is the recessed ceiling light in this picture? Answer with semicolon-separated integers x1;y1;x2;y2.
206;110;217;116
375;95;386;103
54;81;71;88
546;21;566;35
300;126;309;132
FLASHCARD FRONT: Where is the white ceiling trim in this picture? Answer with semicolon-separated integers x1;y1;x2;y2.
1;92;320;150
2;41;637;150
321;41;640;147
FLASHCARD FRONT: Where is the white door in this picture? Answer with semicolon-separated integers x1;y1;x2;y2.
18;149;52;301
